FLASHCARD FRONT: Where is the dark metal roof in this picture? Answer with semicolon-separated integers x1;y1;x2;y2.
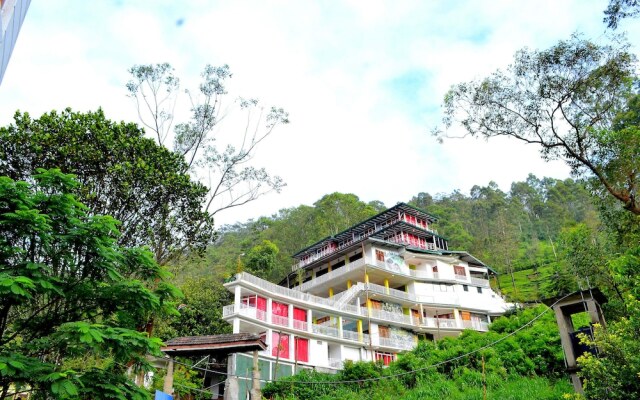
162;333;267;356
541;288;608;309
292;202;440;259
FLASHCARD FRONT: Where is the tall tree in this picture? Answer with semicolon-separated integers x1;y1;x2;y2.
127;63;289;221
440;35;640;214
0;109;214;265
0;169;180;399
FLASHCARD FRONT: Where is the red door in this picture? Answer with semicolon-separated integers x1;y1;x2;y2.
295;337;309;362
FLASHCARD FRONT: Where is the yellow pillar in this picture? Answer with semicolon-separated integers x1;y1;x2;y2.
328;261;332;273
365;273;369;284
357;320;363;342
347;280;352;289
384;279;390;294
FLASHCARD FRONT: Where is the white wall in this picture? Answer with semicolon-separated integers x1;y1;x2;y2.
341;345;361;362
309;338;329;366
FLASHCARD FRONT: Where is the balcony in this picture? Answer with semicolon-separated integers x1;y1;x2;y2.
342;330;361;341
378;336;415;351
462;320;489;331
293;319;308;331
421;317;459;329
312;324;339;338
368;308;414;325
223;304;267;321
328;358;344;369
470;277;490;287
272;314;289;327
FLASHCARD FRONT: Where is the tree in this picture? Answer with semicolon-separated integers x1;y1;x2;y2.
127;63;289;221
604;0;640;29
244;240;280;280
0;169;181;399
440;35;640;215
0;108;214;266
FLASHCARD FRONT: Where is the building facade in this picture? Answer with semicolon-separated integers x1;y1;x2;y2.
222;203;509;396
0;0;30;84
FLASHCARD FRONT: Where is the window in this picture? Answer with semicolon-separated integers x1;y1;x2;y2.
375;351;394;366
463;285;468;292
454;266;466;276
375;249;385;262
295;337;309;362
477;287;483;294
272;332;290;359
272;301;289;326
432;265;438;273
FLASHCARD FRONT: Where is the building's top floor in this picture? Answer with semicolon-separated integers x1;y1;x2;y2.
292;203;447;272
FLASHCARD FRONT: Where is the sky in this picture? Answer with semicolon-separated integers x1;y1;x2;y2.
1;0;637;226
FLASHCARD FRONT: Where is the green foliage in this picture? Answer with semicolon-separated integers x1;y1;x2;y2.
0;108;214;265
0;170;181;399
263;306;570;400
155;275;232;341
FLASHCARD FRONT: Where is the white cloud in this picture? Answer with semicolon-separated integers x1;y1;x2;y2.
0;0;635;226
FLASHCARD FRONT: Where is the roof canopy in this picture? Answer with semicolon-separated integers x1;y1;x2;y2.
161;333;267;357
293;202;439;259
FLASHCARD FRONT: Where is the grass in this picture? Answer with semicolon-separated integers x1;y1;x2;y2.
494;264;556;302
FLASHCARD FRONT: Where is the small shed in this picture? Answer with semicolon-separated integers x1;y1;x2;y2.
542;288;607;394
161;333;267;400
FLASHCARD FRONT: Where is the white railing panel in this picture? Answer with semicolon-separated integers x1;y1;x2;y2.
312;324;339;338
272;314;289;327
470;277;490;287
293;319;308;331
342;330;360;342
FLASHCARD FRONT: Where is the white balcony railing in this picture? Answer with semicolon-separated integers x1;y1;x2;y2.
378;336;415;351
312;324;339;338
368;308;414;325
454;274;468;282
328;358;344;369
462;320;489;331
272;314;289;327
296;258;366;292
470;277;490;287
223;304;267;321
293;319;308;331
342;330;360;342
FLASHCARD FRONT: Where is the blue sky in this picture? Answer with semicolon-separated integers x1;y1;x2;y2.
1;0;637;225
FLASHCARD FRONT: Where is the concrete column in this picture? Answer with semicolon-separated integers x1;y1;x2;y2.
338;316;343;339
288;303;294;329
554;306;578;368
329;287;334;298
453;309;462;328
234;286;242;306
357;320;363;342
487;314;491;324
419;304;424;325
267;298;273;325
289;334;296;362
347;280;352;289
163;358;174;396
384;279;390;294
307;309;313;333
233;318;241;333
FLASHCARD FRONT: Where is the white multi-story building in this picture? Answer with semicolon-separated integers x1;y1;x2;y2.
0;0;30;84
222;203;509;394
